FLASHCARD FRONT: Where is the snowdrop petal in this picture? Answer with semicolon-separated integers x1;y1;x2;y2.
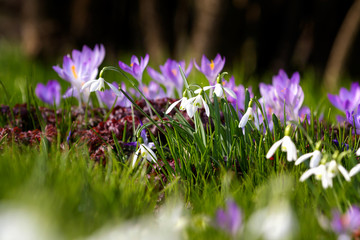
194;88;203;94
239;110;250;128
166;99;182;114
90;81;101;92
295;152;313;165
214;84;224;97
203;86;215;91
357;148;360;156
107;81;122;96
350;164;360;177
81;79;96;92
299;167;319;182
142;144;157;163
309;151;322;168
186;103;195;118
224;87;237;99
266;138;284;159
132;148;141;167
202;98;210;117
338;165;351;181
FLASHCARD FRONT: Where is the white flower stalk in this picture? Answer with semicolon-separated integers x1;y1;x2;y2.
239;99;254;128
81;77;122;96
300;160;350;189
266;125;297;161
295;141;322;168
186;89;210;118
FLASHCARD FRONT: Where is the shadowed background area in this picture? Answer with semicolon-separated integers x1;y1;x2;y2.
0;0;360;90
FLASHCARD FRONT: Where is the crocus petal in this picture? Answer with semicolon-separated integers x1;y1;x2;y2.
166;99;182;114
266;138;284;159
338;165;351;181
295;152;314;166
350;164;360;177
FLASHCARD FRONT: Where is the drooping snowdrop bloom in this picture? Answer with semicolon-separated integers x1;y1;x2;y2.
295;141;322;168
53;44;105;104
300;160;350;189
147;59;192;97
81;77;122;96
266;125;297;161
194;54;225;85
165;93;190;115
197;73;237;100
118;54;149;84
35;80;61;106
215;199;242;236
185;89;210;118
328;82;360;121
129;123;157;167
331;205;360;240
239;99;254;128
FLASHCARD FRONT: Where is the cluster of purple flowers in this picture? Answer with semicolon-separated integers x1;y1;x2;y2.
328;83;360;133
35;44;315;127
258;70;309;127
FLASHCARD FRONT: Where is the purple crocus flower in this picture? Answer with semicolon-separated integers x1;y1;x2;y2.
53;44;105;104
147;59;192;97
259;69;304;122
119;54;149;83
331;205;360;238
195;54;225;85
328;82;360;122
35;80;61;106
215;199;242;236
223;76;253;111
346;104;360;134
98;82;132;108
140;81;167;100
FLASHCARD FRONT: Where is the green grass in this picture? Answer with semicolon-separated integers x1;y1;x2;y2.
0;42;359;239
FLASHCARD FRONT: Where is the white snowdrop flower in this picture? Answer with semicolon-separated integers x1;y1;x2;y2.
266;125;297;162
186;89;210;118
239;99;254;128
356;148;360;156
165;95;189;114
195;72;237;99
81;77;122;96
300;160;350;189
295;141;322;168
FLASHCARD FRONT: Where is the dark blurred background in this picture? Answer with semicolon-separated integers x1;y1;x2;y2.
1;0;360;90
